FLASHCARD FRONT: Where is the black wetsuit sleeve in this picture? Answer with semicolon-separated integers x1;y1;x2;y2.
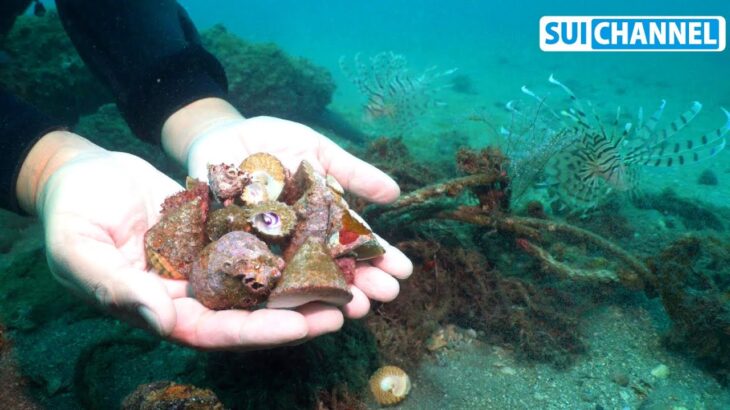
0;88;66;212
55;0;229;142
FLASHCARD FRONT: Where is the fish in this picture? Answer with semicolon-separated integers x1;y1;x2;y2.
506;75;730;213
340;52;455;136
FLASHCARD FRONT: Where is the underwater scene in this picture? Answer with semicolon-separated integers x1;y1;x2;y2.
1;0;730;409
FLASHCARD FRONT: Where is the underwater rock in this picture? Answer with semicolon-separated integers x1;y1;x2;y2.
648;235;730;383
191;231;284;310
121;381;223;410
267;238;352;309
202;25;334;121
697;169;719;186
0;12;110;123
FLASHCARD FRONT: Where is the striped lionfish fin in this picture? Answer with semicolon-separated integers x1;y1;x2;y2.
548;74;592;129
634;107;730;167
639;99;667;137
653;101;703;143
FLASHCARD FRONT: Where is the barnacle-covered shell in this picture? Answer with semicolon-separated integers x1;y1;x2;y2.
239;153;287;204
190;231;284;310
328;208;385;261
369;366;411;406
145;187;209;279
243;200;297;240
205;205;250;241
267;238;352;308
207;163;249;206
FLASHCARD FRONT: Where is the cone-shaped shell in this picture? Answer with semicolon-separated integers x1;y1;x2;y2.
369;366;411;406
280;160;317;205
239;153;287;203
267;238;352;308
328;208;385;261
243;200;297;240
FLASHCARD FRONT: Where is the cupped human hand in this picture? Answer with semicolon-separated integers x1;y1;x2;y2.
37;146;345;349
164;99;414;324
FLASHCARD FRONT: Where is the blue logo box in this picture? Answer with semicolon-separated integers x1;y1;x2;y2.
540;16;726;52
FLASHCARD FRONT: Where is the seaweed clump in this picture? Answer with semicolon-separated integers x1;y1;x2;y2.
366;240;585;369
648;235;730;384
202;24;335;121
205;321;378;409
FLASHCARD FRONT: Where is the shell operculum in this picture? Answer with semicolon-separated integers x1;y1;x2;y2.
244;200;297;239
369;366;411;406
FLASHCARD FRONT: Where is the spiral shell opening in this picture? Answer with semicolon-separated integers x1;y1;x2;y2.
369;366;411;406
239;153;287;203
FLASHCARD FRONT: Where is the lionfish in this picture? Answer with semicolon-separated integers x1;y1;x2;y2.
505;75;730;213
339;52;456;135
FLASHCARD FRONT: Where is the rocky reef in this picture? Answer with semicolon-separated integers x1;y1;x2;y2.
0;12;110;123
202;24;335;122
1;13;334;131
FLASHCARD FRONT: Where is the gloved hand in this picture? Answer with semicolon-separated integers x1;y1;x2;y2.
22;131;345;350
162;98;413;323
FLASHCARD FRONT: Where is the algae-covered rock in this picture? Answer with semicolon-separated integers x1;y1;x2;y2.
0;12;111;123
121;381;223;410
202;25;334;121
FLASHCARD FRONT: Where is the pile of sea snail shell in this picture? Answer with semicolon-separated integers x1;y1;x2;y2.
143;153;385;310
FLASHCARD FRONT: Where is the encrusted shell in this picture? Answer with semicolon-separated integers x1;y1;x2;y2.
207;163;249;206
243;200;297;240
282;160;337;260
369;366;411;406
190;231;284;310
145;189;208;280
205;205;250;241
267;238;352;308
239;153;287;203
